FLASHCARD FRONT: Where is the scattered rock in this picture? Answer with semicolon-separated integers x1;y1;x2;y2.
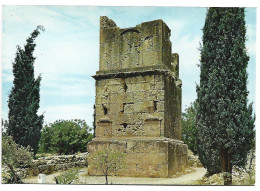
187;150;202;168
200;165;255;185
2;152;88;180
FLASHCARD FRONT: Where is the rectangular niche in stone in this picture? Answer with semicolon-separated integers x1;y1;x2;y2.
88;16;188;178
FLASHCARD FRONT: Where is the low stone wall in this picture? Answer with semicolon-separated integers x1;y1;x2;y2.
2;153;88;178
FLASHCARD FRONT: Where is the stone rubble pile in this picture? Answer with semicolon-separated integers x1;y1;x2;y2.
201;151;255;185
2;152;88;178
201;169;253;185
187;150;202;168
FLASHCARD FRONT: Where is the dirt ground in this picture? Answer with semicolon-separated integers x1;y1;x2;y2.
23;167;207;185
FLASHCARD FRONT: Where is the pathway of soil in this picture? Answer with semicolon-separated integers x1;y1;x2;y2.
23;167;206;185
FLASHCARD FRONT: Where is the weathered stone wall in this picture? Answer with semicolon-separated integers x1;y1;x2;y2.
88;139;187;177
95;71;182;139
2;153;88;178
99;16;172;72
164;74;182;140
95;74;165;138
88;16;188;178
95;16;182;139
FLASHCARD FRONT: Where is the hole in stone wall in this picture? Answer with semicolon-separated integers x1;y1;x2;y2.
121;103;126;113
153;101;158;111
122;123;128;128
103;105;108;115
123;82;128;92
145;36;153;40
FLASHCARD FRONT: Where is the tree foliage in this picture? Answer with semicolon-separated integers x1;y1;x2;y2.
7;26;45;155
196;8;255;185
182;102;198;155
39;119;93;154
2;135;33;183
88;149;126;184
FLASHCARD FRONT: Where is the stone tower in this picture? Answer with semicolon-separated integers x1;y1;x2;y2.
88;16;188;177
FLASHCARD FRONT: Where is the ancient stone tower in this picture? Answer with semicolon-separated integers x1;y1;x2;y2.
88;16;188;177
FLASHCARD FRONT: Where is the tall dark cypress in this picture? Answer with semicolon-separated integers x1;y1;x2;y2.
7;26;45;156
196;8;255;185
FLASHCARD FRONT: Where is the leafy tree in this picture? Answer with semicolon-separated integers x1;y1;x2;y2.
88;149;126;184
7;26;45;156
196;8;255;185
38;124;53;153
1;119;8;131
2;135;33;183
39;119;93;154
182;102;198;155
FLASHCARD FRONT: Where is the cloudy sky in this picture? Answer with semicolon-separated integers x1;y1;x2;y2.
1;6;256;128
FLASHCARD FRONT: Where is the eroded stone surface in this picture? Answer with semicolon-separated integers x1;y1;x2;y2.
1;153;88;179
88;16;187;177
88;139;187;177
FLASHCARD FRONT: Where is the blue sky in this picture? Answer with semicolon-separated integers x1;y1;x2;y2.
1;6;256;128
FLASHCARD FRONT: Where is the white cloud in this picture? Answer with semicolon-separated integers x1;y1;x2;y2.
40;76;95;97
247;23;256;39
40;103;94;127
1;110;8;120
170;25;202;111
33;39;99;77
246;24;256;56
3;6;84;34
2;72;14;82
3;6;100;76
172;34;201;71
167;20;186;39
2;33;28;71
54;6;113;29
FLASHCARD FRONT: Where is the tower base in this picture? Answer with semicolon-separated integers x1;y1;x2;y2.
87;137;188;177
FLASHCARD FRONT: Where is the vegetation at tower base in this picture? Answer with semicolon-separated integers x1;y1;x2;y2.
181;102;198;155
54;168;80;184
196;8;255;185
88;149;126;185
39;119;93;155
7;26;45;156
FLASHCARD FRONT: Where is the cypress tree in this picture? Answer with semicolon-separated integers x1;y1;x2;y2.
196;8;255;185
7;26;45;156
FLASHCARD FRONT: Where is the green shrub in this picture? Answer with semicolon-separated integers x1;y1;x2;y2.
182;102;198;155
54;168;79;184
39;119;93;155
2;135;33;183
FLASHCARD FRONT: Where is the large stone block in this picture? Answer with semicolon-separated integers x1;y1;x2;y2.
87;138;188;177
98;17;172;71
